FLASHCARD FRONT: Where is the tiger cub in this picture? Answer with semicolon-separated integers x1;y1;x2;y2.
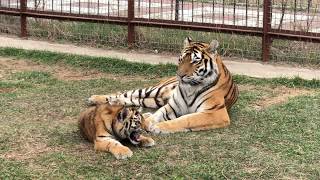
79;103;155;159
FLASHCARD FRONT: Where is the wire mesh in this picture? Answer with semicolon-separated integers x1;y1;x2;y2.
271;0;320;33
27;18;128;47
25;0;128;17
271;39;320;66
135;0;264;28
0;0;20;8
135;26;262;59
0;14;20;35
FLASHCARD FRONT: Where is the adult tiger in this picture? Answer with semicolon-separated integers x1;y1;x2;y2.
89;37;238;134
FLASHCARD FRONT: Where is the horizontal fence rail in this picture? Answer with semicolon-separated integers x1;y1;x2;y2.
0;0;319;61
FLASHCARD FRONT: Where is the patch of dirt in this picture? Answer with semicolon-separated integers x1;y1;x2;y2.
252;87;312;110
0;141;62;161
0;87;16;93
0;57;147;81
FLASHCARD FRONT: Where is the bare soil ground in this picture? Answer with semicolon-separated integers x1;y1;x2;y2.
0;57;146;82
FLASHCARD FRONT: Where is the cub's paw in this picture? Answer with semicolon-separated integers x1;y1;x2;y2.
139;136;155;147
107;96;123;106
87;95;108;105
110;146;133;160
142;112;153;119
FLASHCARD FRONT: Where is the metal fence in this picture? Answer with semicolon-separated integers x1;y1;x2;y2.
0;0;319;62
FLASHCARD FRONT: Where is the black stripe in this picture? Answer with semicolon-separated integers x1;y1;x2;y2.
164;106;171;120
145;87;151;97
97;135;107;138
178;85;188;106
123;92;127;98
161;111;167;121
188;76;220;107
224;83;235;99
168;103;178;118
206;104;225;111
209;58;213;69
138;89;142;99
204;59;208;74
172;94;181;113
195;97;211;111
154;98;162;107
223;64;229;76
141;98;146;108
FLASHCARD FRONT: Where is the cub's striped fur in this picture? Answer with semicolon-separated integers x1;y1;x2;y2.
89;38;238;134
79;103;155;159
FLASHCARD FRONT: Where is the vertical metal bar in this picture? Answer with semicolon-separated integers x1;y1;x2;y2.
233;0;236;25
175;0;179;21
191;0;194;22
128;0;135;48
222;0;225;24
212;0;215;23
88;0;90;14
107;0;109;16
70;0;72;13
293;0;296;30
117;0;119;16
262;0;272;62
257;0;260;27
181;0;184;21
138;0;140;17
148;0;151;19
245;0;248;26
60;0;62;12
201;1;204;23
161;0;163;19
79;0;80;14
20;0;27;38
52;0;54;11
171;0;173;20
97;0;99;15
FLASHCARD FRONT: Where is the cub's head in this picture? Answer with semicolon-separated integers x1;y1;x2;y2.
177;37;220;85
112;106;144;145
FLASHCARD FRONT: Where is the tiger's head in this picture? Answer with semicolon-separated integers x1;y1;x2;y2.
177;37;220;86
112;106;144;145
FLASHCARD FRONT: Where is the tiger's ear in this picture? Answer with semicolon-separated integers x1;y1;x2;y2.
208;40;219;53
184;37;192;48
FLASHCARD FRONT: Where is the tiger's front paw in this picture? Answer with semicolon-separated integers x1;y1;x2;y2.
87;95;108;105
110;145;133;160
149;125;164;135
139;136;155;147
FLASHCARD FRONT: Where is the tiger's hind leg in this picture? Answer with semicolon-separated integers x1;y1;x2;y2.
87;77;177;108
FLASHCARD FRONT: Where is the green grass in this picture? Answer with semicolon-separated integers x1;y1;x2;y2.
0;49;319;179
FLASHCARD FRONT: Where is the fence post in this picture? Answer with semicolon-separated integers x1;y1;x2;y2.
262;0;271;62
175;0;179;21
128;0;135;48
20;0;27;38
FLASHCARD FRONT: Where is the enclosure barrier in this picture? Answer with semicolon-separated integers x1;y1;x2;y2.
0;0;319;61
